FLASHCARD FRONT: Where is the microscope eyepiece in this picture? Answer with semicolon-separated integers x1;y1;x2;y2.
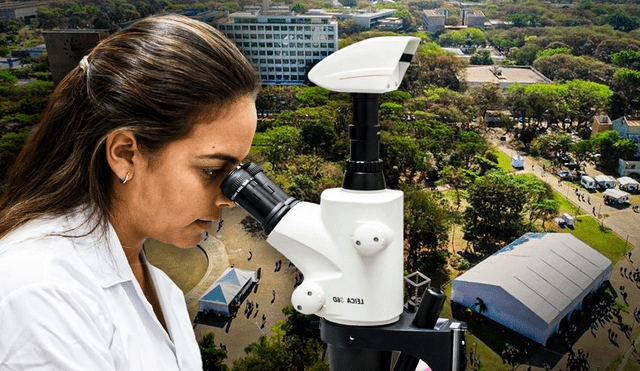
220;162;299;235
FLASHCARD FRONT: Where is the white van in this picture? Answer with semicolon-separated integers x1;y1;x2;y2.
581;175;596;190
563;213;575;227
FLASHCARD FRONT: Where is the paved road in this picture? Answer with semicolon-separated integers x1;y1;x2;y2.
494;141;640;254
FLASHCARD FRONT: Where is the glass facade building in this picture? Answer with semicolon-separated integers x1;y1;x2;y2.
216;13;338;85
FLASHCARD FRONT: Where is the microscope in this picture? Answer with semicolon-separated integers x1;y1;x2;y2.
220;37;466;371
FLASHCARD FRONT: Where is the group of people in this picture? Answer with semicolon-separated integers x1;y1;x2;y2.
565;348;590;371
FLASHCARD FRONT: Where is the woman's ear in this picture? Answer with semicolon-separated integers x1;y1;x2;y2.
105;130;140;183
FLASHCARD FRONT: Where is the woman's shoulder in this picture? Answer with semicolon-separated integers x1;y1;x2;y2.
0;211;107;297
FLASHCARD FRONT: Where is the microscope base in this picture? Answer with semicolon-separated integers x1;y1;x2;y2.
320;313;467;371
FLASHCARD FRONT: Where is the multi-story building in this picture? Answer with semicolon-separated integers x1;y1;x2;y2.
216;8;338;85
348;9;396;29
462;9;485;27
422;9;446;32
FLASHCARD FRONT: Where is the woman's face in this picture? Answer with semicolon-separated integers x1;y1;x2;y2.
123;96;257;248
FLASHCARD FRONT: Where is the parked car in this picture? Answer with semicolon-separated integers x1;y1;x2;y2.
566;161;580;170
557;170;572;179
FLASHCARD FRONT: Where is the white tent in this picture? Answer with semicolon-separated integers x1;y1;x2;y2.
618;176;639;192
595;175;616;189
198;267;256;317
511;154;524;169
451;233;612;345
603;188;630;204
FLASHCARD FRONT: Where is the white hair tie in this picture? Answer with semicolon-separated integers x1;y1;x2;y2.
79;55;89;71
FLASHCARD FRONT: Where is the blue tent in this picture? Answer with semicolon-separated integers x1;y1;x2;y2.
198;267;256;317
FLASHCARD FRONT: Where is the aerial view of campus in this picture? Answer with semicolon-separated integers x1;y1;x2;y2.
0;0;640;369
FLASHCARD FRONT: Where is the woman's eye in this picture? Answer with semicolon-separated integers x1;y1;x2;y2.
203;169;223;178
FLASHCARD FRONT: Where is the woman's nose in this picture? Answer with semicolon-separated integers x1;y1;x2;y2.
214;191;237;209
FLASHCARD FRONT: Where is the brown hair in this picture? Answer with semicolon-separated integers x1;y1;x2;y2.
0;15;260;240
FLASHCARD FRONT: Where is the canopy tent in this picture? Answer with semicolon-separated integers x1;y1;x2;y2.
595;175;616;189
511;154;524;169
198;267;256;317
452;233;612;345
618;176;639;192
603;188;630;204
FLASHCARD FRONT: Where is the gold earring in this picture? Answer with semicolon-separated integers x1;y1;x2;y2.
121;172;130;184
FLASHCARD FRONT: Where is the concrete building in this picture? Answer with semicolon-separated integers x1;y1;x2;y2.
216;8;338;85
377;17;403;31
619;159;640;177
462;9;484;27
0;1;48;22
463;65;552;90
42;30;109;86
452;233;613;346
612;116;640;156
423;9;446;32
591;115;613;137
348;9;396;29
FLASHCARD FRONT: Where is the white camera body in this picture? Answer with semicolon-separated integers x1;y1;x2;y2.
308;36;421;94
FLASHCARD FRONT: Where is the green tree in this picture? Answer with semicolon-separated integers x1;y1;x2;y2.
380;133;422;188
564;80;612;129
592;130;623;171
403;185;458;272
571;139;594;164
613;68;640;114
468;83;503;120
517;173;557;228
533;54;616;84
536;47;572;60
508;43;541;65
401;43;466;93
614;138;638;160
232;307;328;371
0;70;17;84
262;126;303;168
440;166;467;209
523;83;569;128
469;50;493;65
300;119;336;157
199;333;229;371
612;50;640;70
605;9;640;32
295;86;330;107
291;2;308;13
463;170;528;252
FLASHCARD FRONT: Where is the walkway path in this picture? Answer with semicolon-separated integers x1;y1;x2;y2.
184;236;229;316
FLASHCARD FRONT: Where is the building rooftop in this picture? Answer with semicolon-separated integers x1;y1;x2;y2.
464;65;551;86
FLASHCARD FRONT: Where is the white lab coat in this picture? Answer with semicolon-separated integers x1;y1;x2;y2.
0;207;203;370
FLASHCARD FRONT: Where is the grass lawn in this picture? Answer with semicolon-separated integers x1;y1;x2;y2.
554;190;587;215
440;284;517;371
145;239;207;294
494;150;515;172
622;358;640;371
568;215;631;263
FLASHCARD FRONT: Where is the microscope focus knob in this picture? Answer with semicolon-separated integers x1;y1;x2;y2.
292;282;326;315
352;222;392;256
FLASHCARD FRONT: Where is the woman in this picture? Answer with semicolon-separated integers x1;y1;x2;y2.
0;15;259;370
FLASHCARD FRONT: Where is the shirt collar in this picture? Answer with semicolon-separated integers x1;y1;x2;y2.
66;206;135;289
